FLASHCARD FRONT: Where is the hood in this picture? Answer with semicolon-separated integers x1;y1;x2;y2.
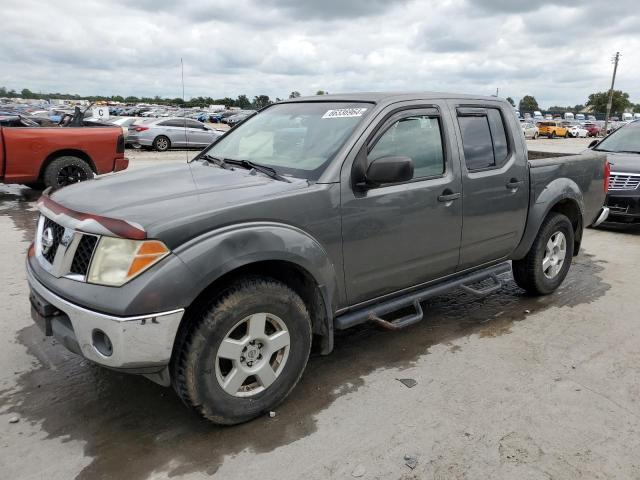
51;162;308;240
604;152;640;173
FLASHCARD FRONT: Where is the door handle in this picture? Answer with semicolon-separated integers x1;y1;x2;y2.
506;179;523;190
437;192;461;202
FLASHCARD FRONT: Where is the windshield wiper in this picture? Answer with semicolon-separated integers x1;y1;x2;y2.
225;159;291;182
199;153;230;169
616;150;640;154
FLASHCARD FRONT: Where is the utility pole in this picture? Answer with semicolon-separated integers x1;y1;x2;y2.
603;52;620;137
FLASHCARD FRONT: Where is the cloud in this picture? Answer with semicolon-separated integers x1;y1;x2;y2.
0;0;638;108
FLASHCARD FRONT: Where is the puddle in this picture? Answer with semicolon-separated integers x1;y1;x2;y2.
0;183;612;479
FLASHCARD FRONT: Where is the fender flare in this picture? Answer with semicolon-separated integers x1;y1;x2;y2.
511;177;585;260
174;221;338;351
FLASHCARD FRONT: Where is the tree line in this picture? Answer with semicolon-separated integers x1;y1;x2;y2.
506;91;640;116
0;87;329;109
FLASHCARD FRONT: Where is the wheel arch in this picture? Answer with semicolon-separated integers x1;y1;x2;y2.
173;223;339;356
512;179;584;260
39;149;96;179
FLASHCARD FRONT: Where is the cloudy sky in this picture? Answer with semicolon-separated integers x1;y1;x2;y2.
2;0;639;107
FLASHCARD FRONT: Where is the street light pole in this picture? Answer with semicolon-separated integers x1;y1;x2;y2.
603;52;620;137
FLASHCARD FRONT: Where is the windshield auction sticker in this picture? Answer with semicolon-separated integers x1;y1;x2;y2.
322;108;368;119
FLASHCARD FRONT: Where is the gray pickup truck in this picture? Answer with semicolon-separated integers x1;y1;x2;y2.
27;93;609;424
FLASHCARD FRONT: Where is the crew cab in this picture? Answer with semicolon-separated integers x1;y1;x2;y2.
26;93;608;424
537;120;569;138
1;120;128;189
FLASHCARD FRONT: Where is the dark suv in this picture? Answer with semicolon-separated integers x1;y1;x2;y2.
592;120;640;223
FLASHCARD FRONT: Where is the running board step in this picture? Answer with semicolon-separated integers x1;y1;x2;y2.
335;262;511;331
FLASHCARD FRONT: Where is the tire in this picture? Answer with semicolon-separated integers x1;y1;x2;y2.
550;131;556;139
172;278;312;425
43;156;94;190
512;212;574;295
533;132;539;139
564;131;569;138
153;135;170;152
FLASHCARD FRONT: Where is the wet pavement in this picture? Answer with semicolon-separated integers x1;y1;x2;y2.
1;162;640;479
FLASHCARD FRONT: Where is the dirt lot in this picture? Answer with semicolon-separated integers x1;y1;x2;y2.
2;137;640;479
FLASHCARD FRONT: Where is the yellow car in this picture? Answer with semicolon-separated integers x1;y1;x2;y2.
537;121;569;138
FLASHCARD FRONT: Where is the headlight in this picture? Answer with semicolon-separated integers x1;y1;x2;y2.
87;237;169;286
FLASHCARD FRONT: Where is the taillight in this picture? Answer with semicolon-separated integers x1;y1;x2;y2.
116;134;125;153
134;126;149;132
604;161;611;193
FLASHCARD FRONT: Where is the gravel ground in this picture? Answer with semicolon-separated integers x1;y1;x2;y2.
1;136;639;480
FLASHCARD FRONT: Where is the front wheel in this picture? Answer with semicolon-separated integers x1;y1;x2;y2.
533;131;539;139
512;213;574;295
172;278;312;425
565;131;569;138
550;131;556;139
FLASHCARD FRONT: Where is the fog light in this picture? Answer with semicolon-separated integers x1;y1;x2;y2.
92;329;113;357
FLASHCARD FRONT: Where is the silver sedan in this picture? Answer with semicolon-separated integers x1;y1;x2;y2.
127;117;224;151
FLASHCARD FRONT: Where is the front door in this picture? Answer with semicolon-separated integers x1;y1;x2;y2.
341;106;463;305
452;103;529;269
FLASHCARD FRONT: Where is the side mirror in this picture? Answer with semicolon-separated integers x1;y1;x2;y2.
588;139;599;149
365;156;414;185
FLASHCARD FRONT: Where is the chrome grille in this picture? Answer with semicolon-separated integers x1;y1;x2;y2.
41;217;65;264
36;215;100;280
70;234;98;275
609;173;640;191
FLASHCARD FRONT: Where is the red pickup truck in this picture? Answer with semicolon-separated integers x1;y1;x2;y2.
0;117;129;189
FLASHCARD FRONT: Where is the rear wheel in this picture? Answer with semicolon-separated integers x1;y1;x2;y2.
512;213;574;295
43;156;94;190
533;131;539;139
153;135;170;152
172;278;312;425
564;131;569;138
550;131;556;138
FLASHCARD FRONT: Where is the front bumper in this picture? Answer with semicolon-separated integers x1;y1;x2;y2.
605;193;640;222
27;263;184;372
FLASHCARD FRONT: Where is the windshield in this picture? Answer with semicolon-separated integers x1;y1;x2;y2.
201;102;371;180
595;121;640;153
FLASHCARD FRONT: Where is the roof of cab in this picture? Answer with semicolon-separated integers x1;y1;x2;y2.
282;91;506;105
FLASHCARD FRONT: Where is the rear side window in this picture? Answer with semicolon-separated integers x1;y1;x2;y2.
487;109;508;164
458;116;494;170
458;108;510;171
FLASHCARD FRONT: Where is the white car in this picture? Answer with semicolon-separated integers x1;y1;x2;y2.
521;122;539;139
567;125;588;138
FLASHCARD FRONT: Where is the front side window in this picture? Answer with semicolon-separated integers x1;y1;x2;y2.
368;115;445;179
202;102;371;180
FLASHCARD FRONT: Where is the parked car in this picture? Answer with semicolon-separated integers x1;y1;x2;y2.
583;123;601;137
211;110;237;123
1;120;128;189
0;114;40;128
26;93;608;425
538;121;569;138
225;110;257;127
126;117;224;151
591;120;640;224
567;125;588;138
521;122;539;139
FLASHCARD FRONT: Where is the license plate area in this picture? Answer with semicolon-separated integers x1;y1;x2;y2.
29;290;61;336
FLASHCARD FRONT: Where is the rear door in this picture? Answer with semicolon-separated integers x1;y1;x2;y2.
341;104;463;304
451;103;528;269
